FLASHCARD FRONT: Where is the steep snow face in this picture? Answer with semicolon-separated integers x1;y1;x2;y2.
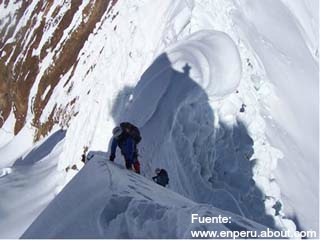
0;122;34;168
22;155;269;239
0;129;65;238
167;30;242;100
123;30;241;126
233;0;319;231
0;0;318;237
116;32;286;230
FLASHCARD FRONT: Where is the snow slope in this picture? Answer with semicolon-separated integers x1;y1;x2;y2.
233;0;319;231
0;0;318;237
22;154;270;239
0;129;65;238
117;37;280;229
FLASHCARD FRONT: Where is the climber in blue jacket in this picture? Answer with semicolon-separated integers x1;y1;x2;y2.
109;126;140;173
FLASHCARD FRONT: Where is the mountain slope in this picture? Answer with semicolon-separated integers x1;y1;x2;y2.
233;0;319;231
0;0;318;237
0;128;65;238
22;154;270;239
0;0;112;137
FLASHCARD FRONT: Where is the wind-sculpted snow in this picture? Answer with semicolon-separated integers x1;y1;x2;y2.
233;0;319;231
124;30;241;126
115;49;276;228
167;30;242;100
0;0;318;237
22;155;269;239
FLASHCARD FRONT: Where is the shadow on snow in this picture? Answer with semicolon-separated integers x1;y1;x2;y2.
110;53;276;228
13;129;66;166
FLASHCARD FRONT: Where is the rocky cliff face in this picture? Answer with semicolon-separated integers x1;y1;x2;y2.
0;0;116;139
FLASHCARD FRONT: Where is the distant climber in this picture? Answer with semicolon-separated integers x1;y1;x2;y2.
240;103;246;113
152;168;169;187
109;122;141;174
81;146;89;164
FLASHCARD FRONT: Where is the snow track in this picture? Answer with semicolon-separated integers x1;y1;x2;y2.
115;30;278;229
0;0;318;237
22;155;269;239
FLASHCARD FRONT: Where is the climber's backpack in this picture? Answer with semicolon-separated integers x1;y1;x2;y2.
120;122;141;144
159;169;169;186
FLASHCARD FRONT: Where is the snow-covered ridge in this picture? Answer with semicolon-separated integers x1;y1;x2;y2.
0;0;318;237
118;40;290;231
22;155;270;239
